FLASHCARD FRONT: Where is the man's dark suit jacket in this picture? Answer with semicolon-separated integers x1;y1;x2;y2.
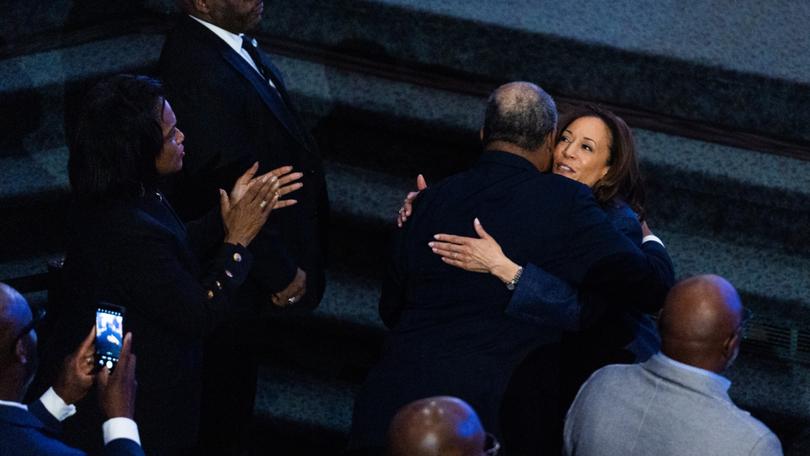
158;15;328;310
349;151;672;451
45;191;252;453
0;401;143;456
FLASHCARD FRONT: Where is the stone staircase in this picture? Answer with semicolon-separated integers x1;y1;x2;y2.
2;1;810;454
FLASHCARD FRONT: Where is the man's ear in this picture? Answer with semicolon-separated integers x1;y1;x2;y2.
15;338;29;365
723;331;741;360
193;0;210;14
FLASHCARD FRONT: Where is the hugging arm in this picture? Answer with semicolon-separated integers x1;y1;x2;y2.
430;219;582;329
430;186;674;329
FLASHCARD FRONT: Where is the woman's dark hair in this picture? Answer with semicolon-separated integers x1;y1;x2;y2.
557;104;646;219
68;74;165;203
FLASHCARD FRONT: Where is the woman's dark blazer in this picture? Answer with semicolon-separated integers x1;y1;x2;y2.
499;201;670;454
46;190;252;453
507;200;664;361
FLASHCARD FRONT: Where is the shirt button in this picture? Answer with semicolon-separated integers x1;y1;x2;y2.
215;280;222;290
233;253;242;262
225;270;234;278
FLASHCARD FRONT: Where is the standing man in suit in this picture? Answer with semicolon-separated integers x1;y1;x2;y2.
563;275;782;456
349;82;673;454
159;1;328;453
0;283;143;456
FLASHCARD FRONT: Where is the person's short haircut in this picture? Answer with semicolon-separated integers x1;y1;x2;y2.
68;74;165;203
482;82;557;151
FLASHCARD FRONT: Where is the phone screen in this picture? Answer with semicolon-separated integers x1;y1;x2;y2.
95;305;124;370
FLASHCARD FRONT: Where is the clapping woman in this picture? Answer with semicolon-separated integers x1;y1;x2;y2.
50;74;301;455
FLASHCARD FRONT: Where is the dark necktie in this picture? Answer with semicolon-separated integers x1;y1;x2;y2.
240;35;315;151
241;34;270;82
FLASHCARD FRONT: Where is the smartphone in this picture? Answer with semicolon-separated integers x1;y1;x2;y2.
95;303;125;372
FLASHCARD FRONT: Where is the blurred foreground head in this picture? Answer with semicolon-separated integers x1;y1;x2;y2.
0;283;38;401
387;396;496;456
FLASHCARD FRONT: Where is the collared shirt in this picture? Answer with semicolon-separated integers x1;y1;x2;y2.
642;234;664;247
656;352;732;391
0;388;141;445
189;15;276;88
0;399;27;411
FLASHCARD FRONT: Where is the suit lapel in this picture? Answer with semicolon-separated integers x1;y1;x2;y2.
217;44;310;151
260;55;321;154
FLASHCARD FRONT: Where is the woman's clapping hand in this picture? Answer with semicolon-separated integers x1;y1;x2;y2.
221;162;302;246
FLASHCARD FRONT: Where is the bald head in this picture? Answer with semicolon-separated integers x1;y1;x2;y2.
387;396;486;456
0;283;31;353
482;82;557;153
659;275;743;373
0;283;37;401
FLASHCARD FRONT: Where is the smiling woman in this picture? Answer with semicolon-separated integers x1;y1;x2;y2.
554;116;611;187
555;104;646;219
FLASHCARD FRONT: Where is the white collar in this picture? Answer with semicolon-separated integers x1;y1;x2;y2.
189;15;245;55
657;352;732;391
0;399;27;411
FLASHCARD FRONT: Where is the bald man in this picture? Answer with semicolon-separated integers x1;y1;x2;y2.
387;396;495;456
0;283;143;456
563;275;782;456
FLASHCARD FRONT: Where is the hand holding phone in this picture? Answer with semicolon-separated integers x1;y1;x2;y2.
95;303;125;372
97;332;137;420
53;325;96;405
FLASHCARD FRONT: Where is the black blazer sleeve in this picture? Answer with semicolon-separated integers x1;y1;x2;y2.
116;223;253;339
102;438;145;456
184;205;226;261
561;185;674;316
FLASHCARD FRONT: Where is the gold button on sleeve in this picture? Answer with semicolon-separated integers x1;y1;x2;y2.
206;290;214;299
233;253;242;262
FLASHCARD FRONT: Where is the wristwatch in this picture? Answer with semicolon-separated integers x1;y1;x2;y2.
505;266;524;291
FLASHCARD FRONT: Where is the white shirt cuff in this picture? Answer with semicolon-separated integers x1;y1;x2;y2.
102;417;141;446
642;234;664;247
40;387;77;422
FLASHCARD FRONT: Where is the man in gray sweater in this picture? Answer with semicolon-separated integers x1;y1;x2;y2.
563;274;782;456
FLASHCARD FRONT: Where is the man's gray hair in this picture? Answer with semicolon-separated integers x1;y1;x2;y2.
482;82;557;150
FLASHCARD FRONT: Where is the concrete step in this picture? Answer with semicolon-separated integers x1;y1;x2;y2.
0;32;164;158
3;146;809;334
13;0;810;146
250;362;353;454
248;0;810;147
3;40;809;260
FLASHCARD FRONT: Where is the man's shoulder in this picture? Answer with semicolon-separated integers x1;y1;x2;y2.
160;16;221;65
588;362;642;384
723;403;781;443
0;410;85;455
578;363;644;397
